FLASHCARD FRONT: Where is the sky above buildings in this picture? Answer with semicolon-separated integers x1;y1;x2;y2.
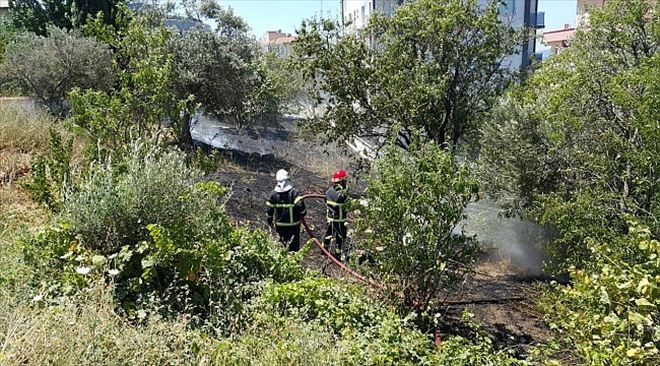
221;0;577;48
222;0;341;37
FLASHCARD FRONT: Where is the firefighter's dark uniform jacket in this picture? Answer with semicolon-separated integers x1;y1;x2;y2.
266;189;306;227
325;185;348;223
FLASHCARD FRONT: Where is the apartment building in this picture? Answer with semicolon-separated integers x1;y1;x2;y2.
542;0;655;55
261;30;296;58
542;24;576;55
340;0;544;70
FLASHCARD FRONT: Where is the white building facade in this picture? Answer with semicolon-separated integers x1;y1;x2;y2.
340;0;544;71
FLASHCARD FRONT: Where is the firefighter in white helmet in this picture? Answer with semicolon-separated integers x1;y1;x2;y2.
266;169;306;252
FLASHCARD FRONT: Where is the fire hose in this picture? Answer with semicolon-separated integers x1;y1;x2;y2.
300;194;384;290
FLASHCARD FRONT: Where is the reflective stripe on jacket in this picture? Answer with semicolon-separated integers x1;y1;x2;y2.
267;189;306;226
325;185;348;223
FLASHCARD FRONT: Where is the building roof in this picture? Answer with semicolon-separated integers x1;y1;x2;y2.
273;36;296;45
543;27;576;45
0;0;9;8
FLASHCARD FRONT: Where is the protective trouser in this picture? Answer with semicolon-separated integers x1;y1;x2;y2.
323;221;347;259
276;224;301;252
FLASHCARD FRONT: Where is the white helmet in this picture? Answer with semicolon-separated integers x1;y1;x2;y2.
276;169;289;182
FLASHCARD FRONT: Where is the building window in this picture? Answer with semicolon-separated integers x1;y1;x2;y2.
361;6;366;26
499;0;515;15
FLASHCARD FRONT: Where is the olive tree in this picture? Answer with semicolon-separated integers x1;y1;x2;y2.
294;0;519;149
0;26;114;114
356;133;479;314
169;3;280;144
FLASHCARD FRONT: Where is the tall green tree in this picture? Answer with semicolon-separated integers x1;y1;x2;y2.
294;0;519;149
479;0;659;271
69;15;185;157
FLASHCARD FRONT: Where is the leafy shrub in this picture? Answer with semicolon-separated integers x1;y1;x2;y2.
431;334;526;366
261;276;387;333
259;277;527;365
23;129;74;210
356;135;479;314
21;143;304;331
540;223;660;365
212;317;340;366
260;276;437;365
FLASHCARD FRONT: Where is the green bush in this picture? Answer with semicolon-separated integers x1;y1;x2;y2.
356;134;479;314
259;276;436;365
61;142;212;254
261;276;387;333
23;129;75;210
20;143;304;332
212;317;340;366
540;223;660;365
431;334;526;366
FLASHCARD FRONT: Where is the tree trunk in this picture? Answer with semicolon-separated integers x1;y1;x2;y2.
179;112;194;148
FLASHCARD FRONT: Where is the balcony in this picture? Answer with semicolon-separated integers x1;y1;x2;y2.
531;11;545;29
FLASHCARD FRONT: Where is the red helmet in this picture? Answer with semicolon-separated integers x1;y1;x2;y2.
332;169;348;183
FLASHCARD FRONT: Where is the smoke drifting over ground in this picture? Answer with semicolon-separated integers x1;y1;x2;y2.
461;200;553;274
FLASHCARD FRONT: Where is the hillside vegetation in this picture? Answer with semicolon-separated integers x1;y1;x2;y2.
0;0;657;365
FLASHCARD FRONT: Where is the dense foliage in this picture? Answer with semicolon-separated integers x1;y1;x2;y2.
479;0;659;364
357;134;479;314
7;0;659;364
540;223;659;365
169;25;278;131
21;143;304;330
68;13;190;156
10;0;124;36
480;0;659;271
294;0;519;148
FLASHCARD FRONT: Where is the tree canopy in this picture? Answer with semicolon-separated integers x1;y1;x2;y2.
0;26;114;114
10;0;124;36
294;0;519;149
479;0;659;271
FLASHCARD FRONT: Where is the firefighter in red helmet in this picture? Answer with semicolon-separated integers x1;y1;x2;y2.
324;169;349;261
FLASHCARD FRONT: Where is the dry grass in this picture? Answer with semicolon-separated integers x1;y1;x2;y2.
0;105;56;241
0;284;215;366
0;104;86;186
0;105;56;152
274;137;359;180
